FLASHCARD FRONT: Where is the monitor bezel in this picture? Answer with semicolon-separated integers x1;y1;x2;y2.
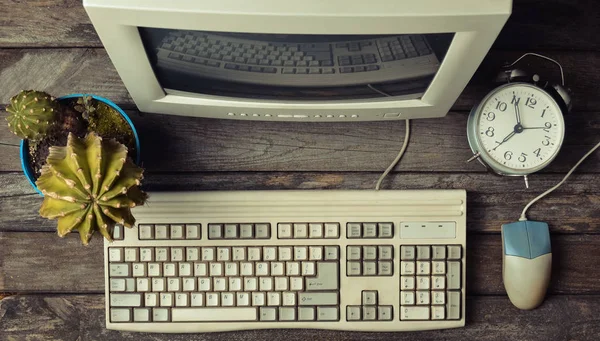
84;0;511;121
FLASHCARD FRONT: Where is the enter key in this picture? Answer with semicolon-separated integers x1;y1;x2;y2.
306;262;339;291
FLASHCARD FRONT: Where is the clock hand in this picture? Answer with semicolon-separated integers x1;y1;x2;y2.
514;101;522;125
522;126;548;130
493;131;516;151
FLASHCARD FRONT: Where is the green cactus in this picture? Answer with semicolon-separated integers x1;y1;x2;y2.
5;90;58;140
36;132;148;245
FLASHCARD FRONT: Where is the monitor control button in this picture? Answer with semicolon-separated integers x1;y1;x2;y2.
384;112;401;118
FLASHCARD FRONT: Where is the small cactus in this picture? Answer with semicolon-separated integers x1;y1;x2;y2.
36;132;147;245
5;90;58;140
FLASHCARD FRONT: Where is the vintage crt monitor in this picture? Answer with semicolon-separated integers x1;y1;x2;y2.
83;0;512;122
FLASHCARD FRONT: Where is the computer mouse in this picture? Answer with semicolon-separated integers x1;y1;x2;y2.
501;220;552;310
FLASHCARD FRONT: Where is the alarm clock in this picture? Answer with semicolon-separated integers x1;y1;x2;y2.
466;53;572;187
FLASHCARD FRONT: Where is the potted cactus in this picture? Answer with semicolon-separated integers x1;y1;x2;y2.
5;90;147;245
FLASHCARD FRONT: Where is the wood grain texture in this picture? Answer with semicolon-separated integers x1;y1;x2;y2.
1;232;599;295
1;172;598;234
1;294;600;340
1;0;599;51
1;110;598;173
1;49;599;111
0;0;101;48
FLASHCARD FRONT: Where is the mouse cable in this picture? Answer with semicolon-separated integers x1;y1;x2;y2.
366;84;412;190
520;140;600;221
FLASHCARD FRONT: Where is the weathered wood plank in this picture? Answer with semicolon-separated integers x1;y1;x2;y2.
1;0;599;51
1;294;600;340
1;172;598;234
1;110;598;173
1;232;599;294
1;49;599;111
0;0;101;48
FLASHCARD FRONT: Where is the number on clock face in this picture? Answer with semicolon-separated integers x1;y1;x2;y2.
477;84;565;172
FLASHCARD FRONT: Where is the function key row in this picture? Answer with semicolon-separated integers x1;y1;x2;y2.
209;223;270;240
139;224;201;240
277;223;340;239
347;222;393;239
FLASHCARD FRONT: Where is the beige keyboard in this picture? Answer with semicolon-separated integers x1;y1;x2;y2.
104;190;466;333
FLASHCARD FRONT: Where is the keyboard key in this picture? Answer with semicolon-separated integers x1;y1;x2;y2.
240;224;254;238
401;261;415;275
294;247;308;260
294;224;308;238
133;308;151;322
255;223;271;239
363;246;377;260
237;292;250;306
400;306;429;320
363;223;377;238
138;225;153;240
154;248;168;262
155;225;168;239
378;261;393;276
171;248;184;261
324;246;339;260
432;261;445;275
362;306;376;320
378;306;393;321
417;291;430;305
110;264;130;277
274;277;288;291
447;291;461;319
186;247;200;262
306;262;339;290
432;275;446;289
109;248;123;262
248;247;261;261
290;277;304;291
347;305;361;321
110;293;142;307
324;223;339;238
447;261;461;289
379;246;393;260
347;261;361;276
170;225;184;239
401;276;415;290
309;246;323;260
347;246;361;260
232;247;246;261
317;306;339;321
202;247;215;261
132;263;146;277
206;293;220;306
110;279;126;292
378;223;393;238
110;308;131;322
448;245;462;260
208;224;223;239
279;307;296;321
417;276;430;290
244;277;258;291
279;247;293;261
309;223;323;238
148;263;161;277
267;292;281;306
298;307;315;321
252;292;266;306
217;247;231;261
432;245;446;260
401;246;416;260
278;223;293;238
140;248;153;262
172;307;257;322
301;261;315;276
417;246;431;260
401;291;415;305
362;291;378;305
224;224;238;238
198;278;212;291
417;261;431;275
152;308;170;322
347;223;362;238
363;261;377;276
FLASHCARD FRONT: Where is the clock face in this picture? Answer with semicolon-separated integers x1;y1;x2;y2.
475;83;565;174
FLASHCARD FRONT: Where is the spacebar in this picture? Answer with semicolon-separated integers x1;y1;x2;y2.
171;308;257;322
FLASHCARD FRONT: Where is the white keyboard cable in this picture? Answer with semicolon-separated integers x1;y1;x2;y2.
519;141;600;221
367;84;412;191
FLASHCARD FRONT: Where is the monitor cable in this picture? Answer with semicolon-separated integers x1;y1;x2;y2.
367;84;411;190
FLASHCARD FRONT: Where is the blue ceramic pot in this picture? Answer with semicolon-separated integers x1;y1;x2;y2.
20;94;141;195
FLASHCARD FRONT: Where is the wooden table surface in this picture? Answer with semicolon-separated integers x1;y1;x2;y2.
1;1;599;340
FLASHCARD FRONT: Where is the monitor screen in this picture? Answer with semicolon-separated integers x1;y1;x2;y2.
139;28;454;101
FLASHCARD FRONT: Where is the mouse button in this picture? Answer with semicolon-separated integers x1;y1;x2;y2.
502;221;531;258
526;221;551;258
